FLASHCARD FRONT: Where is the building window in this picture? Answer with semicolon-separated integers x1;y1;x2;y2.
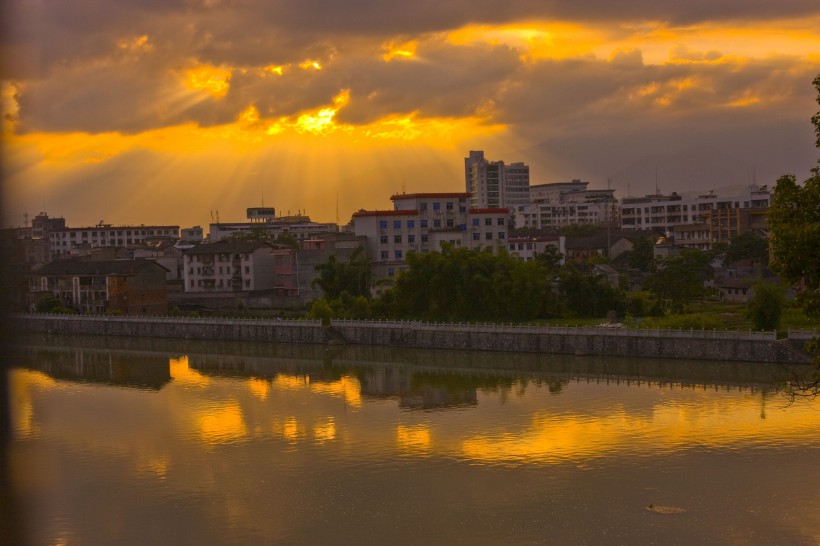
446;219;454;228
472;218;479;226
380;235;388;244
473;232;480;241
394;235;402;243
245;279;250;288
420;219;428;228
393;220;402;229
420;203;427;211
245;266;250;274
498;232;505;240
446;202;453;211
407;220;415;229
408;234;415;243
433;202;441;211
497;218;505;225
395;250;403;259
379;220;388;229
381;251;388;260
485;232;493;240
485;218;492;226
388;267;395;276
433;219;441;228
421;235;428;243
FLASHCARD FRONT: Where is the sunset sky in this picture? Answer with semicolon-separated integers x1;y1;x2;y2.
2;0;820;229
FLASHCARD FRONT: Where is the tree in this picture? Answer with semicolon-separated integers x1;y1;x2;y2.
628;237;654;271
311;247;371;300
768;72;820;395
724;231;769;265
746;281;785;331
644;249;711;314
768;73;820;319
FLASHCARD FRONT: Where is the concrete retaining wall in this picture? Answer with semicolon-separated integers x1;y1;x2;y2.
14;315;816;364
330;320;815;364
18;314;325;344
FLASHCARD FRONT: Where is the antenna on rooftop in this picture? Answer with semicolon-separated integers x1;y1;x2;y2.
655;166;660;195
23;212;29;227
336;192;339;226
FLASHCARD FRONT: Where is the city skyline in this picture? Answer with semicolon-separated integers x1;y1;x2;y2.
2;1;820;228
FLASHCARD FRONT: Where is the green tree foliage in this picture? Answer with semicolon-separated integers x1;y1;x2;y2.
746;281;785;331
386;245;557;322
227;227;300;249
558;265;625;318
768;73;820;319
644;249;711;314
724;231;769;265
627;237;654;271
533;246;563;275
768;173;820;317
308;298;333;325
227;226;275;243
312;247;371;300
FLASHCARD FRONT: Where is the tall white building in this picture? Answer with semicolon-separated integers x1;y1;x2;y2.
464;151;530;211
352;192;509;278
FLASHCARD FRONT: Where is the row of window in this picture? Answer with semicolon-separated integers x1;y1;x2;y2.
52;229;175;238
188;266;250;275
379;217;505;230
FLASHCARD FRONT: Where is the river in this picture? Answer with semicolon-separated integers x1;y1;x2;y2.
6;334;820;545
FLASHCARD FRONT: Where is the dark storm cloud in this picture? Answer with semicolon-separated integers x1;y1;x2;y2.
5;0;820;136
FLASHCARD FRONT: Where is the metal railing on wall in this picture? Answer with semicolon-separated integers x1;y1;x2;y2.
330;318;783;341
15;313;323;328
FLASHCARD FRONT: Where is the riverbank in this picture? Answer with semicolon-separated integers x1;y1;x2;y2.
15;314;816;364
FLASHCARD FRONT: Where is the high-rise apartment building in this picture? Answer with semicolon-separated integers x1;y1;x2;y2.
464;151;530;211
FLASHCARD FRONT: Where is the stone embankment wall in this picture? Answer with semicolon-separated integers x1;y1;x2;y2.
330;320;816;364
15;315;816;364
18;314;325;344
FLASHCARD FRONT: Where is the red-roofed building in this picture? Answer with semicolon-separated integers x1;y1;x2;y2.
352;192;509;278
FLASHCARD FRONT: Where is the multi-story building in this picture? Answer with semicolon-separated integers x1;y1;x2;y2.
182;240;277;293
506;236;566;262
620;185;771;242
352;192;509;278
269;233;368;301
28;260;169;314
209;208;337;242
49;223;180;256
464;150;530;211
516;180;618;230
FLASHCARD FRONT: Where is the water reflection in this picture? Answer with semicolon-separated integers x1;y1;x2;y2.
8;334;820;545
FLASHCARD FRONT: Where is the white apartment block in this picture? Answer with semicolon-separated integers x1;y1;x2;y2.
515;180;618;230
209;220;338;242
507;236;566;263
49;224;180;256
352;192;509;278
464;150;530;211
183;240;276;292
619;185;771;241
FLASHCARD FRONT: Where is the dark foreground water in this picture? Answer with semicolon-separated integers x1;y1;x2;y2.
6;335;820;545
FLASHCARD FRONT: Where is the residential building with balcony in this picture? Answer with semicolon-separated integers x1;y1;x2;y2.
516;180;618;230
208;207;338;242
28;259;169;314
49;223;180;256
506;236;566;262
182;240;276;293
620;185;771;243
352;192;509;278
